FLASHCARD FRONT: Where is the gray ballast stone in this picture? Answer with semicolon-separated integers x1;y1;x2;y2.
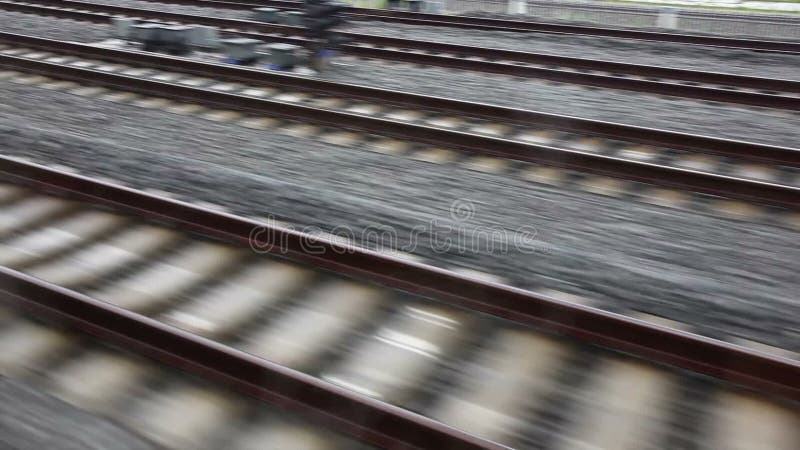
188;25;219;48
0;377;156;450
267;43;300;68
254;7;281;23
0;82;797;351
161;25;191;44
130;23;162;42
220;38;262;61
112;17;136;39
284;11;305;27
0;11;111;42
83;0;255;21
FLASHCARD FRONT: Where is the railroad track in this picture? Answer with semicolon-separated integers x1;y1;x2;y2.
524;0;800;25
0;311;374;450
1;32;799;213
78;0;800;53
3;0;800;110
1;156;799;449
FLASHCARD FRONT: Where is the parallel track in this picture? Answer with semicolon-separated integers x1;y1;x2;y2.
1;37;799;210
1;3;798;447
93;0;800;53
1;157;799;449
0;310;385;449
3;0;800;109
3;32;799;163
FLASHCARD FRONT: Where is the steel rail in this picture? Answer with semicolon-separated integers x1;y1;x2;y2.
5;0;800;105
1;157;799;404
2;53;800;209
4;31;799;168
102;0;800;52
0;269;501;450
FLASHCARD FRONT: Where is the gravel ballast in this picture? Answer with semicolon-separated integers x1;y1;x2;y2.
0;80;798;351
76;0;800;80
0;377;155;450
87;0;255;21
0;11;110;42
1;11;798;147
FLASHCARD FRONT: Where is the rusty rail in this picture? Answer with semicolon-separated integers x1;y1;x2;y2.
1;52;800;209
1;156;799;408
3;31;798;167
0;268;501;450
